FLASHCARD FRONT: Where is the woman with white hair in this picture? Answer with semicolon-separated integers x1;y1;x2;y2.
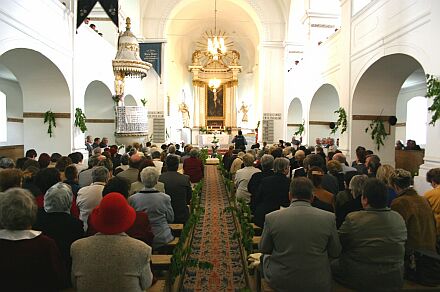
34;182;84;283
0;188;66;291
129;167;174;249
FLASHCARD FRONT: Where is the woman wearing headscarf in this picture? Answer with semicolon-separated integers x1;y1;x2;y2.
0;188;66;291
33;182;84;285
71;193;153;291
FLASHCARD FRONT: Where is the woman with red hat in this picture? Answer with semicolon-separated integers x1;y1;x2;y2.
71;193;153;291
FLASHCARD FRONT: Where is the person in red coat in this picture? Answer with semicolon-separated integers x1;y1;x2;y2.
0;188;66;291
183;148;204;183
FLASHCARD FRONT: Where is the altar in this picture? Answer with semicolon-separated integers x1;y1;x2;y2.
197;134;231;146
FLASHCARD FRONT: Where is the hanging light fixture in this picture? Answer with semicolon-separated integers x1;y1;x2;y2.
208;78;221;91
207;0;227;61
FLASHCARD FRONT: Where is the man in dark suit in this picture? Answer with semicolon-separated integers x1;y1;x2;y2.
249;154;274;213
253;157;290;228
259;177;341;292
159;154;192;223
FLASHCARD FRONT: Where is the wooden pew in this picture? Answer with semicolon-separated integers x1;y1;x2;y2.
151;254;172;270
252;223;262;236
252;236;261;249
169;223;184;237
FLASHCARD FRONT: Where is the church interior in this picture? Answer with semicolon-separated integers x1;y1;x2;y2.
1;0;440;291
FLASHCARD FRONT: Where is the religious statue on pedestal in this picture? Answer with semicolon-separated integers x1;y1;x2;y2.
179;102;191;128
238;101;249;122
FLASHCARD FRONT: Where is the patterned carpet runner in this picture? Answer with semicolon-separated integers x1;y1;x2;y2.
181;165;247;291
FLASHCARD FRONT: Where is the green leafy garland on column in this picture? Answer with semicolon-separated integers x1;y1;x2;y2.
74;107;88;133
365;118;388;150
330;107;347;134
426;74;440;125
293;120;305;137
44;110;56;138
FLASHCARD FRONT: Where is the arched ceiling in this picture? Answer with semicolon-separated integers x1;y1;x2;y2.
165;0;260;48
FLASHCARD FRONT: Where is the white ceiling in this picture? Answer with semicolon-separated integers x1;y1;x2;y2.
401;69;425;89
0;63;17;82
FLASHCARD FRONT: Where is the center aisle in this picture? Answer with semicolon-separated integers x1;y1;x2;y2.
181;165;247;291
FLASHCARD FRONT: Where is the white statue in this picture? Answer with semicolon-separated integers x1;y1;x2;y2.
238;101;249;122
179;102;190;128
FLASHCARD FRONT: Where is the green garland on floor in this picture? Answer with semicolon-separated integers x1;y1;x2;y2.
169;180;213;284
199;148;209;165
43;110;56;138
224;198;255;254
219;161;255;254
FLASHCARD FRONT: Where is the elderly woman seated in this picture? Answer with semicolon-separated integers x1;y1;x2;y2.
129;167;174;249
183;147;204;184
71;193;153;291
0;188;66;291
33;182;84;283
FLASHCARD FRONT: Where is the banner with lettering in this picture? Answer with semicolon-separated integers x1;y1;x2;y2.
139;43;162;77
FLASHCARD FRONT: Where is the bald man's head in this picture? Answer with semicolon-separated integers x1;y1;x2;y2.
129;153;143;169
333;153;347;164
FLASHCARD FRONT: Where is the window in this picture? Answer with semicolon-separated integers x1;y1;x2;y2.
0;91;6;142
406;96;427;146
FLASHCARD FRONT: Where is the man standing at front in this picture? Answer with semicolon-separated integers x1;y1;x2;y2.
259;177;341;292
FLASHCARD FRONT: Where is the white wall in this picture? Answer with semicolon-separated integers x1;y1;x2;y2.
84;81;115;145
395;83;426;144
0;78;23;146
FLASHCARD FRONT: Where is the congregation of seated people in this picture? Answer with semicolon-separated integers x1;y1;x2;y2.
0;140;203;291
0;136;439;291
224;139;439;291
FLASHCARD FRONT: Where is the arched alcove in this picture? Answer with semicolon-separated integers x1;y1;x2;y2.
309;84;340;145
395;69;427;146
124;94;138;106
84;80;114;144
0;48;71;154
351;53;425;165
286;97;303;140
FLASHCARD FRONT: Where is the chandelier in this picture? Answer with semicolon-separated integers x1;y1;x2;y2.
208;78;221;91
207;0;226;61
